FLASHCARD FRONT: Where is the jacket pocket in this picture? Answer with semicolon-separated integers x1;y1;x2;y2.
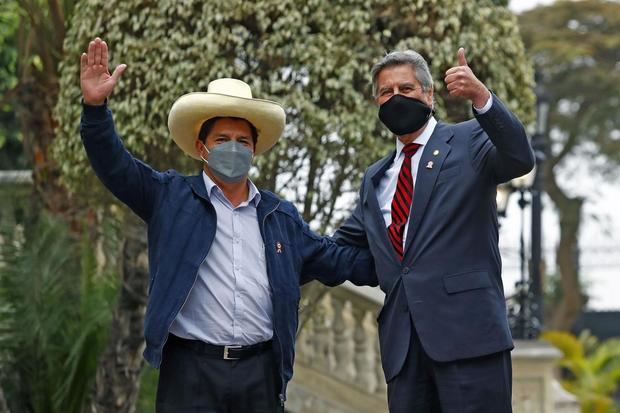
443;270;491;294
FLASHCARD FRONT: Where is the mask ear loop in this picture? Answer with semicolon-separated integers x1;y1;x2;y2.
427;100;436;121
199;142;210;164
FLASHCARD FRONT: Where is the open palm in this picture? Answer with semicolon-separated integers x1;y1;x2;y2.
80;37;126;105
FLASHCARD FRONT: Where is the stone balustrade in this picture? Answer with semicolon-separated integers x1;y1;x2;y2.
288;282;387;413
288;282;579;413
0;171;33;243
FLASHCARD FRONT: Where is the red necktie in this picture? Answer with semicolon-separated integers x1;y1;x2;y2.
387;143;421;260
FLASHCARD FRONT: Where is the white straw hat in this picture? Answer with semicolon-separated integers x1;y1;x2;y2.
168;78;286;158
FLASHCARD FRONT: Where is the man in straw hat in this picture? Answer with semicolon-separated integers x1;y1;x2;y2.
79;37;375;413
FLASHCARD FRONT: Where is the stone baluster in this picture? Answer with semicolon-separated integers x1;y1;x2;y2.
375;335;386;395
332;297;355;380
296;320;311;363
352;307;374;392
311;293;333;371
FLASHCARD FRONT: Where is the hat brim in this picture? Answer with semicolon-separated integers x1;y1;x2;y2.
168;92;286;158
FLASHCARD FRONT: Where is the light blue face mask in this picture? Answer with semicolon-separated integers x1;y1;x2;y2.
200;141;253;183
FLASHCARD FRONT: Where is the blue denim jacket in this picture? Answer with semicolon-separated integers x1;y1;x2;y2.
80;104;375;401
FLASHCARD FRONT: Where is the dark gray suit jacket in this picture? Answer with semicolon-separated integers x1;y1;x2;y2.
334;95;535;381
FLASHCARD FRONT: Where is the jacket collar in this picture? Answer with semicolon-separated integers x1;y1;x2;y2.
184;172;280;216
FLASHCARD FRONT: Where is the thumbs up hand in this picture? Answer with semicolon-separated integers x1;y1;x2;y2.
444;48;491;109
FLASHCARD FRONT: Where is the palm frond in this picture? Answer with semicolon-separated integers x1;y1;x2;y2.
0;213;119;413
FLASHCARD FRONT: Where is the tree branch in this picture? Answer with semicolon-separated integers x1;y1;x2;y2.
47;0;66;52
549;129;578;170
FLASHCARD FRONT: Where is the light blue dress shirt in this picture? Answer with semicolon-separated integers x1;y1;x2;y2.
169;172;273;345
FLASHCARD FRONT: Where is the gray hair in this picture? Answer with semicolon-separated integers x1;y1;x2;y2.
371;50;434;97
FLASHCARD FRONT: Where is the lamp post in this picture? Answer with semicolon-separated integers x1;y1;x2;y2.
499;169;536;339
497;69;549;340
530;69;549;336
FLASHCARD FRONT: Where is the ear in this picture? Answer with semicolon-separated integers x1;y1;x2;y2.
424;87;434;107
195;139;205;157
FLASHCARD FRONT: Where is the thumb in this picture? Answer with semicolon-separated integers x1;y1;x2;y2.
111;64;127;83
457;48;468;67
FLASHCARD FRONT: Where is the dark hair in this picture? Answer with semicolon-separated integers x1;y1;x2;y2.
197;116;258;145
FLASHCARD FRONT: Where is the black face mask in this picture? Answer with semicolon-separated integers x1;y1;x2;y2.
378;94;432;136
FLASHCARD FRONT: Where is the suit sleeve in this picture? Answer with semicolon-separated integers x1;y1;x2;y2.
471;94;535;184
80;103;163;221
332;173;370;248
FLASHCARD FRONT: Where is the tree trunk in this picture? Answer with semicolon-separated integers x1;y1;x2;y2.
14;71;74;219
90;213;148;413
0;384;10;413
544;162;585;331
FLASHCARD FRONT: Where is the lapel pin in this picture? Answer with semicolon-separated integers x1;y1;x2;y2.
276;241;283;254
426;161;434;169
433;150;439;156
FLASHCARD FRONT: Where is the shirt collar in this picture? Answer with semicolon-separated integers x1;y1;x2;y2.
201;171;261;207
395;116;437;158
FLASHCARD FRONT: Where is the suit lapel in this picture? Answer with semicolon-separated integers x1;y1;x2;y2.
404;123;454;256
364;151;399;257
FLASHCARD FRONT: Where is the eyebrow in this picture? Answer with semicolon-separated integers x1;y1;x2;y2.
379;82;418;91
215;133;251;140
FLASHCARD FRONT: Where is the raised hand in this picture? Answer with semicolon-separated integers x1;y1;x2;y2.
444;48;491;109
80;37;127;105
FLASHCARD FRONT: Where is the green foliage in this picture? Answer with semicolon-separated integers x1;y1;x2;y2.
54;0;534;229
0;0;78;171
0;1;25;169
0;213;118;413
136;366;159;413
543;330;620;413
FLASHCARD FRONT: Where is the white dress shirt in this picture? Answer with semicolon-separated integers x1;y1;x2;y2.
376;117;437;246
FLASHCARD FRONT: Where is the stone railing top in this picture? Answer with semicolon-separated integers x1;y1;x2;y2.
512;339;562;360
0;170;33;185
339;282;384;305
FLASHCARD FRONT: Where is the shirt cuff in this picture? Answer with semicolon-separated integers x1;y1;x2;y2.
473;94;493;114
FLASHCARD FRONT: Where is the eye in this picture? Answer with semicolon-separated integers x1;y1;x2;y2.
380;89;392;97
400;86;414;93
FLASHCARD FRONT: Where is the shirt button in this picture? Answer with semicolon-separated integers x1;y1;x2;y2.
402;267;410;274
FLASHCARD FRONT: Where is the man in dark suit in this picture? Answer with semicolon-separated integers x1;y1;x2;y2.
334;48;535;412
